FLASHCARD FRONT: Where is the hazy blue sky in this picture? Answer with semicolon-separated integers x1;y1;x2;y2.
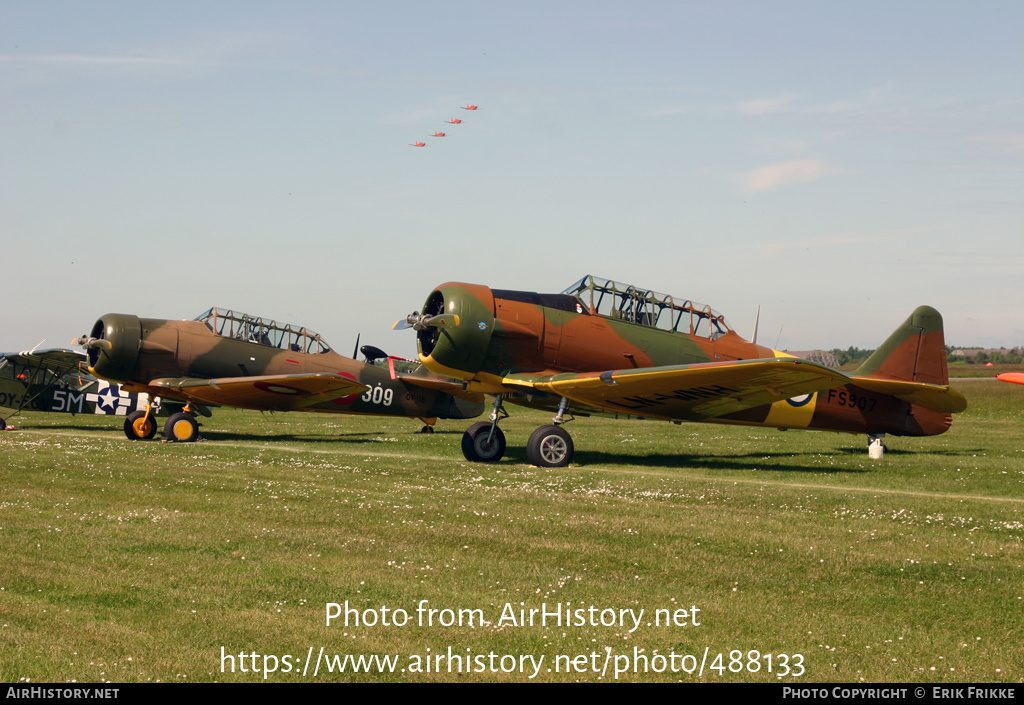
2;1;1021;357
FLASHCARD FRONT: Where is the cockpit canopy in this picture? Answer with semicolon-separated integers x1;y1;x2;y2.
194;307;332;354
562;275;732;339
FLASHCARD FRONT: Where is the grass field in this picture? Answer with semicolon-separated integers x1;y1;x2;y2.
1;380;1021;683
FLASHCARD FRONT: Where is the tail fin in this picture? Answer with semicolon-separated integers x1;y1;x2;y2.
849;306;966;414
854;306;950;384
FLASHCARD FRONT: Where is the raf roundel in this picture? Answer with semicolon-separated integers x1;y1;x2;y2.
786;393;815;407
254;381;305;395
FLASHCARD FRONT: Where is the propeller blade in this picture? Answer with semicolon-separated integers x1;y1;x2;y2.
425;314;460;330
393;312;461;332
74;336;111;351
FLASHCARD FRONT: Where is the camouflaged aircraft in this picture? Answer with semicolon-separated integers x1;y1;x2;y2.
0;347;168;430
395;275;967;467
76;307;483;442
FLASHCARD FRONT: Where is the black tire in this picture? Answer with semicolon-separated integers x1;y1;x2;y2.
461;421;506;462
124;410;157;440
164;412;200;443
526;425;574;467
421;425;435;434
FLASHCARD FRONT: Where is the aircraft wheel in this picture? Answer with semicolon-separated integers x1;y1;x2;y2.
124;410;157;440
421;425;435;434
526;425;574;468
461;421;506;462
164;412;200;443
0;416;6;430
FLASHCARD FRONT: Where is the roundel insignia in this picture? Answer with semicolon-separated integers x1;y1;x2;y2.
254;381;306;395
786;393;814;407
331;372;361;406
478;321;488;331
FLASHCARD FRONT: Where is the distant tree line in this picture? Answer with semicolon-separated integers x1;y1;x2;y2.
827;346;1024;367
947;347;1024;365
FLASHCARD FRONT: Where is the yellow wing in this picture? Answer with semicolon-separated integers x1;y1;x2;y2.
501;358;855;421
150;373;369;411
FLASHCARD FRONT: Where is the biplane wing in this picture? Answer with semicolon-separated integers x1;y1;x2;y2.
149;373;370;411
1;348;87;376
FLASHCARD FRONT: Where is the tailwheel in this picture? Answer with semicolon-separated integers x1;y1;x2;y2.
164;412;200;443
421;425;435;434
461;421;506;462
124;409;157;440
868;434;887;459
526;425;574;468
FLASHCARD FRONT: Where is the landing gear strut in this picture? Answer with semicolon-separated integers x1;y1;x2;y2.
526;397;575;467
460;395;577;467
124;406;157;440
461;395;507;462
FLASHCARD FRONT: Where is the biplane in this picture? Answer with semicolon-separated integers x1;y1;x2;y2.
77;307;482;442
395;275;967;467
0;347;165;430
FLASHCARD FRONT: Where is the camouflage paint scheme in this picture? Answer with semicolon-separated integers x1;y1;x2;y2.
0;349;169;429
400;275;967;466
79;308;482;442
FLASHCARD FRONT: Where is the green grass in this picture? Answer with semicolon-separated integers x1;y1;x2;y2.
1;380;1022;682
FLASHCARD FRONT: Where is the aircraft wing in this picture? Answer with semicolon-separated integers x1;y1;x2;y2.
499;358;858;421
395;372;485;403
150;373;370;411
1;348;88;376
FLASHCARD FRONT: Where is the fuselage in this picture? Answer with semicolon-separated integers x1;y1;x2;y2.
412;280;953;437
84;311;481;420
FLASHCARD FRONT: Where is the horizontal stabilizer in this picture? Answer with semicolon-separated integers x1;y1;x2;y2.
847;376;967;413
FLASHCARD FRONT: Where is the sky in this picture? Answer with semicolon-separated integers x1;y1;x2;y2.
2;1;1021;358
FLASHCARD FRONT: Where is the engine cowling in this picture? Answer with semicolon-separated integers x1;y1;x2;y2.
416;283;495;380
85;314;142;381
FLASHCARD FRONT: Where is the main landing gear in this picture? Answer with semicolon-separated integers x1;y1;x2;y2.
124;406;158;440
123;404;202;442
460;395;575;468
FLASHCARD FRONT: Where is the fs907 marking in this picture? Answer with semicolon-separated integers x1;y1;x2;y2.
826;387;877;412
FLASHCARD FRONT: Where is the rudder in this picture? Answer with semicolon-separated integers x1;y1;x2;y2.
854;306;950;385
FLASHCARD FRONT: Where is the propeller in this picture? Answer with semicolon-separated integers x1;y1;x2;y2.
392;312;461;332
74;335;111;351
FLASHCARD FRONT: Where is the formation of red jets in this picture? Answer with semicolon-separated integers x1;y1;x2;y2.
410;103;479;147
